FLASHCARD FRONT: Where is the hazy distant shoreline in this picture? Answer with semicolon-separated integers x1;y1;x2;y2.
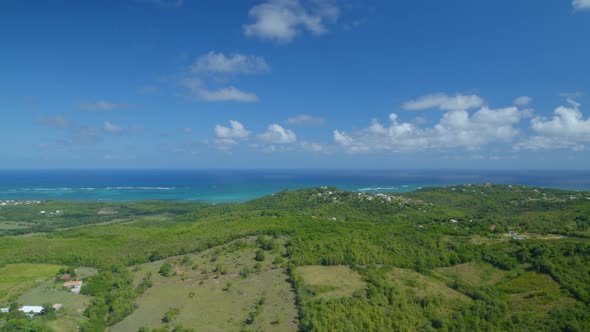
1;169;589;203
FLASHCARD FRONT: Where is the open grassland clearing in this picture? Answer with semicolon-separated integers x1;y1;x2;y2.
295;265;365;300
434;262;511;286
46;317;80;332
497;271;575;315
0;221;30;230
111;236;297;331
0;263;65;304
110;269;297;332
383;267;470;303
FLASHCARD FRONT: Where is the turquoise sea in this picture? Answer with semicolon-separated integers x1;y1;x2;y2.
0;169;589;203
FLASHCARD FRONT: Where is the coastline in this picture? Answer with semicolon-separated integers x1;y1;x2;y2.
1;169;590;203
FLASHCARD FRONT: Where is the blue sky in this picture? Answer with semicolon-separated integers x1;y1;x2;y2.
1;0;590;169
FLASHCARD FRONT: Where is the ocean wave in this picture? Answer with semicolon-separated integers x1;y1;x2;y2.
22;188;74;191
105;186;176;190
19;186;175;191
357;187;399;191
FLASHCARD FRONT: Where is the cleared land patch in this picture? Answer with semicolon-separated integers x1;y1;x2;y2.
498;271;575;315
0;263;64;304
383;267;470;303
110;236;298;332
296;265;365;300
434;262;510;286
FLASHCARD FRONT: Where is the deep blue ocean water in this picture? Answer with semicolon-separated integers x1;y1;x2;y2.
0;169;589;203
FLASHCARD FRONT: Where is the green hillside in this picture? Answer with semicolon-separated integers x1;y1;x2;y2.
1;185;589;331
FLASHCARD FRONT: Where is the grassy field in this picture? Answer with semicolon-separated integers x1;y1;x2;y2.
383;267;470;303
295;265;365;300
0;221;29;230
0;263;65;305
498;271;575;315
434;262;511;286
433;262;578;324
110;236;298;332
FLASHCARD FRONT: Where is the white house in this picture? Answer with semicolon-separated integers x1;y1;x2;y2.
19;306;43;317
63;280;83;294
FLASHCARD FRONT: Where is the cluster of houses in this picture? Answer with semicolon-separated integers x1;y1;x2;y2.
0;200;41;206
0;304;62;318
0;276;83;318
60;274;83;294
39;209;63;215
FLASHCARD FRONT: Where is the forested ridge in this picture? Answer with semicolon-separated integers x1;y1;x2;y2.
1;184;589;331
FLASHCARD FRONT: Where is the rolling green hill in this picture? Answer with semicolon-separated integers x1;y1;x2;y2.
1;185;589;331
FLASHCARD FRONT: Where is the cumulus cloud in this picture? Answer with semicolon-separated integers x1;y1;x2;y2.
513;96;532;106
333;106;529;153
531;106;590;137
286;114;324;125
78;101;123;112
517;101;590;150
573;0;590;10
333;130;353;146
215;120;250;139
243;0;339;43
191;51;270;75
259;124;297;143
402;93;484;112
103;121;123;135
182;78;259;102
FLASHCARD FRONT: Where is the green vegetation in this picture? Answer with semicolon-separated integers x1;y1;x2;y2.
0;264;65;304
1;184;590;331
295;266;365;300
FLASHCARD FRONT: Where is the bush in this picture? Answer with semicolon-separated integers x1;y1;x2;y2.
255;250;265;262
159;262;172;277
162;307;180;323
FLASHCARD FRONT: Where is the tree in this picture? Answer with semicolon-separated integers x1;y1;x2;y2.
41;303;56;320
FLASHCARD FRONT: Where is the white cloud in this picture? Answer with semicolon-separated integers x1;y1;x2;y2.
184;127;193;133
513;96;532;106
243;0;339;43
514;136;586;151
333;106;529;153
103;121;123;135
517;102;590;150
191;51;270;75
402;93;484;112
531;106;590;137
182;78;259;103
78;101;122;112
431;107;524;148
214;120;250;139
573;0;590;10
301;141;324;152
286;114;324;125
214;138;238;150
333;130;353;146
259;124;297;143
